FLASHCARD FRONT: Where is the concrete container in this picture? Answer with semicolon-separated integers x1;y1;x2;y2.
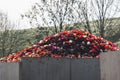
0;58;100;80
1;50;120;80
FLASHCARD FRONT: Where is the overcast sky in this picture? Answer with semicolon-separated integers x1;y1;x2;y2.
0;0;40;29
0;0;119;29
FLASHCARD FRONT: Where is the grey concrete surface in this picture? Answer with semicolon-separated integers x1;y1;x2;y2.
71;58;100;80
0;57;101;80
100;50;120;80
0;62;19;80
20;57;100;80
20;58;70;80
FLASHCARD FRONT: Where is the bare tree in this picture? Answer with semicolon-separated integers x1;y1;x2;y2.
90;0;120;38
0;12;22;57
72;0;92;33
22;0;120;39
22;0;75;34
73;0;120;37
0;12;9;57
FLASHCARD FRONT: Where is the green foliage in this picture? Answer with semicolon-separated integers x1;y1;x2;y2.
0;18;120;57
0;27;51;57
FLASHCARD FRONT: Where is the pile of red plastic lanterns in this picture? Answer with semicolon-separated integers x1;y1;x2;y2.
0;29;119;62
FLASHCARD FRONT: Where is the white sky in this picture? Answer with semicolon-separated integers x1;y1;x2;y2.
0;0;39;29
0;0;119;29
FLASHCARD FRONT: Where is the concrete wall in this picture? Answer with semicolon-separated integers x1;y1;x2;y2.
1;50;120;80
20;58;100;80
71;58;100;80
100;50;120;80
0;58;100;80
20;58;70;80
0;62;19;80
